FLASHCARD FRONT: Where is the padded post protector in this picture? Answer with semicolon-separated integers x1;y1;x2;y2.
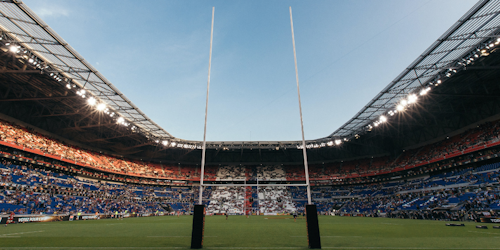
306;204;321;249
191;205;205;249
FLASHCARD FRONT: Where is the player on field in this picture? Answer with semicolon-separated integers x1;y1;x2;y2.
4;211;15;226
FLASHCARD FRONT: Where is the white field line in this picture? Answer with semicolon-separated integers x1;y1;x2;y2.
207;248;500;250
322;248;500;250
468;230;500;235
0;248;184;250
0;230;44;237
147;236;217;237
2;248;500;250
290;236;361;237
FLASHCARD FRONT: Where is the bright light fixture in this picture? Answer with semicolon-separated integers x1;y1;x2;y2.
335;139;342;145
117;117;125;124
379;115;387;122
407;94;418;104
87;97;96;106
396;105;404;111
9;45;19;53
96;103;106;111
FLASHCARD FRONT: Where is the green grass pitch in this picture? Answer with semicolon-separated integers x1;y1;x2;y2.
0;215;499;249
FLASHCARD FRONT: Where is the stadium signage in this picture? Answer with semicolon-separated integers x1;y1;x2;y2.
479;217;500;223
1;215;65;224
1;213;165;224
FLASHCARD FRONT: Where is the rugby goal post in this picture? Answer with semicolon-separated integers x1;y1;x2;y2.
191;6;321;249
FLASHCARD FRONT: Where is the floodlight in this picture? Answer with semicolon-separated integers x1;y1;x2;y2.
171;142;177;147
407;94;417;104
96;103;106;111
87;97;96;106
28;58;34;63
420;87;431;96
162;141;169;146
155;140;159;143
66;84;71;89
334;139;342;145
379;115;387;122
117;117;125;124
9;45;19;53
327;141;333;146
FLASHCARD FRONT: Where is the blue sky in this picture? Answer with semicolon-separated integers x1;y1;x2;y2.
23;0;477;142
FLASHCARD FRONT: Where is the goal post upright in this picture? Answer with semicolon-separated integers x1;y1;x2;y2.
289;6;321;249
198;6;215;206
192;7;214;250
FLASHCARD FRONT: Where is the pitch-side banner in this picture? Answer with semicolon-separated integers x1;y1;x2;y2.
0;215;68;224
480;217;500;223
1;213;164;224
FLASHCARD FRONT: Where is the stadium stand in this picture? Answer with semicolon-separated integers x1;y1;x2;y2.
1;116;500;220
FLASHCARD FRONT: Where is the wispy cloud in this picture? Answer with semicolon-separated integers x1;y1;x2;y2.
32;4;70;18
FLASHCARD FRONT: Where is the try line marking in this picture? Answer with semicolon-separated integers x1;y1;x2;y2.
0;248;184;250
322;248;500;249
290;236;362;237
147;236;218;237
2;247;500;250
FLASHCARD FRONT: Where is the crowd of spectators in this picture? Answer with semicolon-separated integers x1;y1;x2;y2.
2;118;500;183
0;160;166;215
328;163;500;220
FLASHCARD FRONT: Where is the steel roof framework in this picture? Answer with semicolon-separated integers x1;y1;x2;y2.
330;0;500;139
0;0;499;150
0;0;173;141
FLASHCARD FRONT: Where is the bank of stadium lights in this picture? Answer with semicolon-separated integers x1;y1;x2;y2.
3;39;146;136
366;36;500;132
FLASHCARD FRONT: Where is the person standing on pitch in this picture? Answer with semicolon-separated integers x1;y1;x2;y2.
4;211;14;226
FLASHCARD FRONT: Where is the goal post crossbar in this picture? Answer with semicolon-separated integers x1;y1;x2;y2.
199;183;308;187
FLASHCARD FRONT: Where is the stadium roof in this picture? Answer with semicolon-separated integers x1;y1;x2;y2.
330;0;500;139
0;0;173;140
0;0;499;154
